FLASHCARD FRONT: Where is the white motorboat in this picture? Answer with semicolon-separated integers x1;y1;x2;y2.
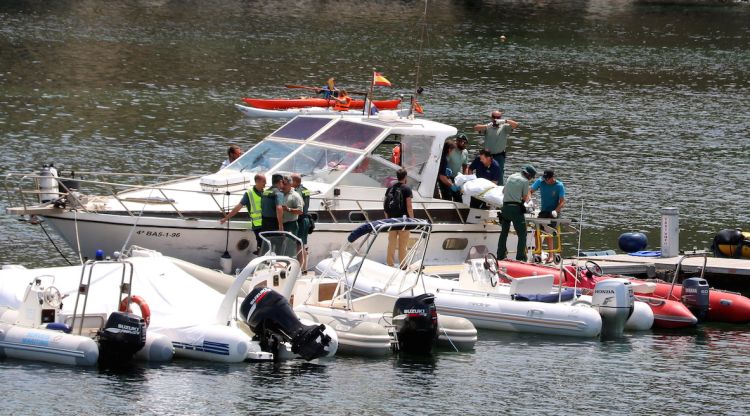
0;247;336;364
235;103;411;119
316;219;643;339
5;112;528;271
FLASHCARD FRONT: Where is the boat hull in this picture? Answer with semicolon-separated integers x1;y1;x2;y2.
41;213;507;271
0;322;99;366
235;103;411;119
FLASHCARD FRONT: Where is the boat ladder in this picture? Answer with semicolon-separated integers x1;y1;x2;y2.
385;324;400;352
69;259;135;336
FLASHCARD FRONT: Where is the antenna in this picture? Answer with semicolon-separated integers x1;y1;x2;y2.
411;0;429;116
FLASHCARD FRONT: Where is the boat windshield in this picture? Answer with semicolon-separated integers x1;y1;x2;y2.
312;120;384;149
272;117;333;140
273;145;362;184
227;140;301;173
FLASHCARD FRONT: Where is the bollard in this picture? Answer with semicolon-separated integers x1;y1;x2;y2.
660;207;680;257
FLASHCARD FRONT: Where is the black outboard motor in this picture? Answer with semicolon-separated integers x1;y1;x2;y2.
97;311;146;367
240;287;333;361
392;293;438;354
681;277;710;323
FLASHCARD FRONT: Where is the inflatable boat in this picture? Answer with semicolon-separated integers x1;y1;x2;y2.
494;259;750;327
0;268;172;367
316;219;642;339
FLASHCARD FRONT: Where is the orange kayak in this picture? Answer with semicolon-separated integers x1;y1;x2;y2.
242;97;402;110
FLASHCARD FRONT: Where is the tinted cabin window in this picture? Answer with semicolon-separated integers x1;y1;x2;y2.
273;117;332;140
314;120;384;149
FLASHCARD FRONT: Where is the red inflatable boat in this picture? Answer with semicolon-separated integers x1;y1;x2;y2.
242;97;402;110
496;260;697;328
497;259;750;326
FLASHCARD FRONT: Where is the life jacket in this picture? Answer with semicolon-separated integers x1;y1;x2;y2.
333;95;352;111
245;187;263;228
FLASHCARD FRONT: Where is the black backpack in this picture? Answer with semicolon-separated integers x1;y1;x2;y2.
384;183;405;217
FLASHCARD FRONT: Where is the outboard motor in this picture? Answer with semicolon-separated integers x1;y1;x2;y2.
97;311;146;367
392;293;438;354
591;279;634;339
681;277;710;323
240;287;333;361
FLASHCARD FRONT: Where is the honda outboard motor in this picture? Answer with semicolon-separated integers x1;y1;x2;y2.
97;311;146;367
392;293;438;354
591;279;634;339
240;287;333;361
681;277;710;323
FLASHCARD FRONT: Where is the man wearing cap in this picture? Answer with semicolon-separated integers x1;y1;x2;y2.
530;169;566;261
474;110;519;185
497;164;537;261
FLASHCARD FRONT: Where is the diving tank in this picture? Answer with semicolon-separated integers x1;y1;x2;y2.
38;164;58;203
591;278;634;339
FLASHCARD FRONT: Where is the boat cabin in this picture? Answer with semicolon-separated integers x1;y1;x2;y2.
202;113;457;200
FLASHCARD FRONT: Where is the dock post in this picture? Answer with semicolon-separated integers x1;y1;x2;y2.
660;207;680;257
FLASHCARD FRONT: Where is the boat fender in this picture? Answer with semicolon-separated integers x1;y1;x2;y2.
119;295;151;326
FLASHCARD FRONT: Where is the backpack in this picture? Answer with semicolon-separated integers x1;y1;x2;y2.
384;183;405;217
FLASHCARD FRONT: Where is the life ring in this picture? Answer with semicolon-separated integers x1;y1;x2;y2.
119;295;151;326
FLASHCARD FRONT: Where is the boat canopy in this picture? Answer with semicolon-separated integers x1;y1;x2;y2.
347;218;431;243
225;115;456;197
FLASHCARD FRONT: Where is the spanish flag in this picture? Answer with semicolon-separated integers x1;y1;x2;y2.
373;71;392;87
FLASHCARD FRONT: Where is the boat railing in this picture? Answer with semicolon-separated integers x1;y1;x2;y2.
667;251;708;299
69;259;134;336
2;171;235;219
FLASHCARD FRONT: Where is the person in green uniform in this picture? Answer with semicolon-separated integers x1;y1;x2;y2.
280;176;304;258
473;110;519;185
260;174;285;232
291;173;312;270
497;164;536;261
220;173;266;255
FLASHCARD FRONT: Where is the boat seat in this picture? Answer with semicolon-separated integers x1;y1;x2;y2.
509;274;555;297
351;293;398;313
630;281;657;294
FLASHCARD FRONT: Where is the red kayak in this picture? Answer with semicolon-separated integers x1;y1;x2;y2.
242;97;402;110
496;260;700;329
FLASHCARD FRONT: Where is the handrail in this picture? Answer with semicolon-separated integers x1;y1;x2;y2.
3;172;225;220
667;251;708;299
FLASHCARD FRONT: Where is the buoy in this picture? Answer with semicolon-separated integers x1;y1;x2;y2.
618;232;648;253
712;229;750;259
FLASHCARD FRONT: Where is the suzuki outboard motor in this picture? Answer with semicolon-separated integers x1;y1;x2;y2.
97;311;146;367
392;293;438;354
681;277;710;323
591;279;634;339
240;287;333;361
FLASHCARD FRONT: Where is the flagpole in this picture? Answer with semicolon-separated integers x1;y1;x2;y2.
367;68;375;118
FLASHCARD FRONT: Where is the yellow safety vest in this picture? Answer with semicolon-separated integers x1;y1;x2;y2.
245;188;263;228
